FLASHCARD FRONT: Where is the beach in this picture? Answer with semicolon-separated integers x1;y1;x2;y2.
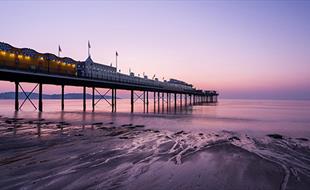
0;99;309;190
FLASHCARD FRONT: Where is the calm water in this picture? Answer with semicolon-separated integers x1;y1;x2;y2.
0;99;309;138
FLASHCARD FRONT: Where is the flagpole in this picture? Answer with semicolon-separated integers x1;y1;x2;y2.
116;52;118;72
88;40;90;57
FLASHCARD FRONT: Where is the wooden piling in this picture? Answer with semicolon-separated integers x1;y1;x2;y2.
38;83;43;112
61;85;65;111
131;90;134;113
15;81;19;111
83;86;86;111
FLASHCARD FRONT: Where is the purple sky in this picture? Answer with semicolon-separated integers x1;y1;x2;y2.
1;1;310;99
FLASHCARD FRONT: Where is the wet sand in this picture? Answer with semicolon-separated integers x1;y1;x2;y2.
0;115;309;190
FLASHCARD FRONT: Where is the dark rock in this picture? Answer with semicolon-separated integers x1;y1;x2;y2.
267;134;283;139
129;125;145;129
92;122;103;125
121;123;133;127
296;137;309;141
5;120;12;124
228;136;240;141
134;125;145;128
175;130;185;135
57;125;64;129
59;121;69;125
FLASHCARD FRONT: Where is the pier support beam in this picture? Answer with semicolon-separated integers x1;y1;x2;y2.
162;92;164;112
143;91;146;112
83;86;86;112
92;87;95;112
157;92;160;112
114;89;117;112
146;91;149;113
174;93;177;111
38;83;43;112
166;93;169;112
61;85;65;111
180;94;182;108
185;94;187;106
15;81;19;111
112;89;115;112
131;90;134;113
153;91;156;112
169;93;171;109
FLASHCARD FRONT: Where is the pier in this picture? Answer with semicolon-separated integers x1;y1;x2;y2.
0;42;218;113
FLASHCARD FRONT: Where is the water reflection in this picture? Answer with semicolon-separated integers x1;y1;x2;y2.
0;99;309;139
37;112;42;137
82;111;86;130
13;111;18;136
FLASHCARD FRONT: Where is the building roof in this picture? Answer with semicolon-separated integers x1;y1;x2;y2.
83;56;116;71
85;56;94;64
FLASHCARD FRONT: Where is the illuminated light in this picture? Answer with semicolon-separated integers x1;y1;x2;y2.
62;62;66;66
9;53;15;58
57;61;60;64
18;55;23;59
0;51;6;56
25;56;30;60
72;64;76;68
39;57;44;61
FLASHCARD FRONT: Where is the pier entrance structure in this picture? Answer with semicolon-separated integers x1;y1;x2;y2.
0;42;218;112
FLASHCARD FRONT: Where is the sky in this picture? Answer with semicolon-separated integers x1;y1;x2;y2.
1;0;310;99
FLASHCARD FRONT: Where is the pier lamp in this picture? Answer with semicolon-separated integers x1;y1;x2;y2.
0;51;6;56
25;56;30;60
18;55;23;59
9;53;15;58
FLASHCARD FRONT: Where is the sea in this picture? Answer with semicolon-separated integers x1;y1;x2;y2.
0;99;309;138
